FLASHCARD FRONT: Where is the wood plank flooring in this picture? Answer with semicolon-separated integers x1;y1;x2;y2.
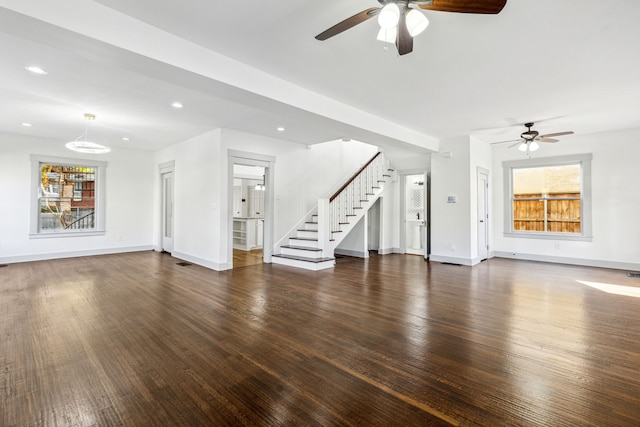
1;252;639;426
233;249;264;268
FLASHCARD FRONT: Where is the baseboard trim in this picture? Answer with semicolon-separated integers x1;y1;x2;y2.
377;247;401;255
334;249;369;259
493;251;640;271
0;245;154;264
172;251;232;271
429;254;475;266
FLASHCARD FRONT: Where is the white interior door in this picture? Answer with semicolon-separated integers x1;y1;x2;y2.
405;173;426;255
477;170;489;261
161;171;174;253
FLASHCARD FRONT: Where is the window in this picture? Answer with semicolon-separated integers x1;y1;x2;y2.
30;155;107;237
503;154;592;241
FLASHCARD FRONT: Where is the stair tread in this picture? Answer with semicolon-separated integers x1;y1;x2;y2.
297;229;318;232
305;221;318;224
273;254;335;263
290;237;318;241
281;245;322;252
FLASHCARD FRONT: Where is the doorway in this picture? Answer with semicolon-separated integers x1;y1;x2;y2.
159;161;174;254
477;168;489;261
232;164;265;267
367;197;382;254
404;173;427;257
227;150;275;269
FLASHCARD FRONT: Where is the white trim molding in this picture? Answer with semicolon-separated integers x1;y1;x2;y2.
502;153;593;241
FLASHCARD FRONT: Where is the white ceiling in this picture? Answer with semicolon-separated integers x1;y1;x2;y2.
1;0;640;153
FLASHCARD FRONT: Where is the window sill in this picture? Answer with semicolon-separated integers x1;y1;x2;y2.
504;231;592;242
30;230;106;239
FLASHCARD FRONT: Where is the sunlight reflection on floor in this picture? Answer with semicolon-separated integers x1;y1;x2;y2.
577;280;640;298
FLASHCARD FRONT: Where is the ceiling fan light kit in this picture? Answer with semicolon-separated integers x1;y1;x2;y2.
406;9;429;37
378;3;400;29
492;122;574;154
315;0;507;56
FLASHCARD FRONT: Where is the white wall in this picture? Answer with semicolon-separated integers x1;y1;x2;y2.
491;127;640;270
430;136;473;264
153;129;225;268
0;133;154;263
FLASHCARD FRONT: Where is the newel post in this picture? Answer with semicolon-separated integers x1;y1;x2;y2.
317;198;332;258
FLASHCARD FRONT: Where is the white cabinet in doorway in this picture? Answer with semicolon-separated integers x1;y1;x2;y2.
233;218;264;251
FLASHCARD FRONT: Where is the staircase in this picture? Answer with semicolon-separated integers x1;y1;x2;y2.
272;152;393;271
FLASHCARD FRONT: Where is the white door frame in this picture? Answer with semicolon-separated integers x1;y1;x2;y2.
399;169;429;259
477;167;489;261
158;161;175;253
228;150;275;267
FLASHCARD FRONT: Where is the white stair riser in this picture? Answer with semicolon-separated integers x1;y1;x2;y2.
303;223;318;231
272;256;335;271
288;238;319;249
297;230;318;239
281;247;324;258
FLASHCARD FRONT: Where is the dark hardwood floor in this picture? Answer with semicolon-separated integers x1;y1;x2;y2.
1;252;639;426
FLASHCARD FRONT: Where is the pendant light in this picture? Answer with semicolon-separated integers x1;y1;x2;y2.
66;113;111;154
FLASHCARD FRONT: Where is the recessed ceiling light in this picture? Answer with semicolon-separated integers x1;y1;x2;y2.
21;122;32;127
277;126;285;132
25;66;47;75
171;102;183;109
122;137;131;141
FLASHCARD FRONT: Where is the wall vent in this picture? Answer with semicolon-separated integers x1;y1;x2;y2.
176;262;192;267
627;272;640;278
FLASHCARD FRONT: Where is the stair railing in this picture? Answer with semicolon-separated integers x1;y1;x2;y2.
318;152;389;257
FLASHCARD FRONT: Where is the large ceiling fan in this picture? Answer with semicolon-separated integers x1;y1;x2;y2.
315;0;507;56
492;122;574;153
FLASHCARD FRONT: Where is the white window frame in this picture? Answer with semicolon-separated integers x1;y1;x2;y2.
503;154;592;241
30;154;107;238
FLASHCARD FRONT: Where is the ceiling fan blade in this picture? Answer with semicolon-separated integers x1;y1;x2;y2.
396;10;413;55
315;8;380;41
490;138;520;145
537;137;559;143
419;0;507;14
539;131;574;138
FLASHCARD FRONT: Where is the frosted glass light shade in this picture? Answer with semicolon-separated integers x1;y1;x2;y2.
529;141;540;152
66;141;111;154
406;9;429;37
377;27;397;43
378;3;400;29
518;142;528;152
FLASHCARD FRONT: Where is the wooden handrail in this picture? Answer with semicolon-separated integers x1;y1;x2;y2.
329;152;381;202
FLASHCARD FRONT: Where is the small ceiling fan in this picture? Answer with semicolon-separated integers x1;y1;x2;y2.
491;122;574;153
315;0;507;56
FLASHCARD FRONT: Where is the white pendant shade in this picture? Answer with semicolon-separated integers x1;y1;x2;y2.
406;9;429;37
378;3;400;29
377;27;397;43
529;141;540;152
518;142;528;152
